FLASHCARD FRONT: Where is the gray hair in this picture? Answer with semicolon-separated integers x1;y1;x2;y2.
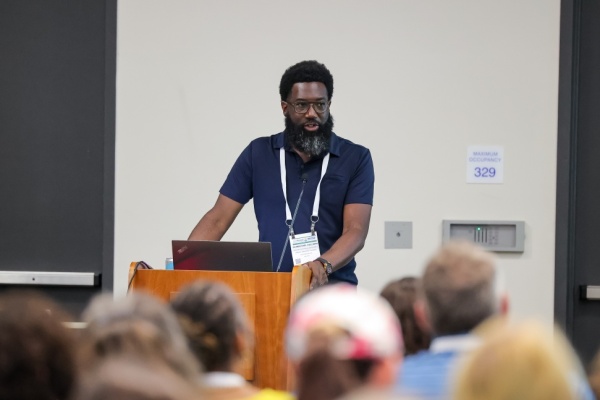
81;292;202;381
422;241;500;335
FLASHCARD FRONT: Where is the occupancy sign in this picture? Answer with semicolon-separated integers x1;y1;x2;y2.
467;146;504;184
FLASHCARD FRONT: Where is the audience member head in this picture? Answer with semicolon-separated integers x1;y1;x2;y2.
416;241;507;336
170;281;252;373
79;292;201;382
71;357;198;400
0;290;77;400
453;319;581;400
286;284;403;400
380;277;431;355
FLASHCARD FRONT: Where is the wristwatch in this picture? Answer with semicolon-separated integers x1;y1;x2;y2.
315;257;333;276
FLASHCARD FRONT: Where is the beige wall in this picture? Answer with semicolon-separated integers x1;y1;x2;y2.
115;0;560;324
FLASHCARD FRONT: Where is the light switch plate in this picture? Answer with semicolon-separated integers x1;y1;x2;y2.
385;221;413;249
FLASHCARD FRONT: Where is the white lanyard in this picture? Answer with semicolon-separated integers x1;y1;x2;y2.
279;148;330;235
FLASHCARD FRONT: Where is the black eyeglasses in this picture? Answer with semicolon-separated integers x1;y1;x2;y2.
284;100;329;114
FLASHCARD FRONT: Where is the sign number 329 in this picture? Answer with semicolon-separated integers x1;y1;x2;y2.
474;167;496;178
467;146;503;184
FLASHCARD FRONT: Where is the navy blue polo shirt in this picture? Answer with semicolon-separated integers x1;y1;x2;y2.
220;131;374;285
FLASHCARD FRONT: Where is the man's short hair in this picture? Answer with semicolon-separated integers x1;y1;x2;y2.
279;60;334;101
422;241;499;336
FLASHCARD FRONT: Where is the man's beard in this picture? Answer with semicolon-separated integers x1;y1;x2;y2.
285;114;334;158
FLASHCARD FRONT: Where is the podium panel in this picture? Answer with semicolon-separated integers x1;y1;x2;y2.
128;266;310;390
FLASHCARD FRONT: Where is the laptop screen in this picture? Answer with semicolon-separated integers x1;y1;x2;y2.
171;240;273;272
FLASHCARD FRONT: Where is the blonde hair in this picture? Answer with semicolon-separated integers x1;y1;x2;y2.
453;319;579;400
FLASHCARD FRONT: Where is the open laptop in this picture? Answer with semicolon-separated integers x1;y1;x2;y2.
172;240;273;272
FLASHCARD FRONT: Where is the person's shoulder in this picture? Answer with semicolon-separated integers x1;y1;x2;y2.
400;349;461;385
331;133;371;162
248;132;284;146
399;350;458;399
333;133;370;152
403;349;460;367
241;133;284;158
403;350;438;366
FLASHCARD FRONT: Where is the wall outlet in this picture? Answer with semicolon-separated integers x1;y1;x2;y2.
384;221;413;249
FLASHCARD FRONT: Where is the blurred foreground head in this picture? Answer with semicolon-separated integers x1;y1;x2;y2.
380;276;431;355
171;280;252;373
0;291;77;400
418;241;507;336
454;319;584;400
72;357;198;400
80;292;201;382
286;284;403;400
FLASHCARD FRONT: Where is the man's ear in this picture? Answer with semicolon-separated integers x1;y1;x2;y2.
234;332;248;357
414;299;432;335
231;332;251;374
281;101;288;116
368;354;402;388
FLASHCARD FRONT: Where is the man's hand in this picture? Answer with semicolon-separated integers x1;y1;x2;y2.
304;261;328;290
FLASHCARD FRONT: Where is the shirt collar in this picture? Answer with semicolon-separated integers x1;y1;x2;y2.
429;333;481;354
273;131;341;157
202;372;246;388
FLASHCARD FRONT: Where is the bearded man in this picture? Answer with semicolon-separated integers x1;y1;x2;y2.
189;60;374;289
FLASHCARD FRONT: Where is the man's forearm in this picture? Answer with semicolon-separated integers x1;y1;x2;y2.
188;194;244;241
320;227;368;271
319;203;371;271
188;212;228;240
304;227;367;289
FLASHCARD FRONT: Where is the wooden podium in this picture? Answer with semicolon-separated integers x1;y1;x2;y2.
128;264;311;391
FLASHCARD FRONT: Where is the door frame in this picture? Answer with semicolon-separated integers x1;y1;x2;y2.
555;0;579;338
102;0;117;291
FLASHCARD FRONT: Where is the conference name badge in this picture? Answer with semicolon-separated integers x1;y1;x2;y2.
290;232;321;265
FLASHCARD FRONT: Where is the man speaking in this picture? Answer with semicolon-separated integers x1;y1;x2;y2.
189;60;374;289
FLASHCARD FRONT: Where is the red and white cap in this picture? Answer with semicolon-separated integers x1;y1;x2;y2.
285;284;404;362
